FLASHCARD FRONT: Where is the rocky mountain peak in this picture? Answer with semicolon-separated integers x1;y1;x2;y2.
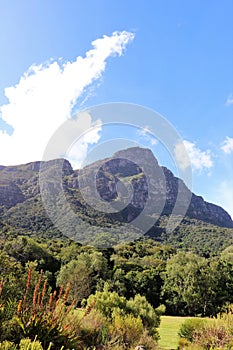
0;147;232;233
80;147;233;228
113;146;158;165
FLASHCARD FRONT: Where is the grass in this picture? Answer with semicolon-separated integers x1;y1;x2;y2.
158;316;195;349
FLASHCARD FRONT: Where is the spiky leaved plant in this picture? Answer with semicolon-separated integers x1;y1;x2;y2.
15;268;81;349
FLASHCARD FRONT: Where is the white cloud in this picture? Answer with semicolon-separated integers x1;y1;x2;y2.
221;136;233;154
66;113;102;169
0;31;134;166
174;140;213;171
137;126;158;146
226;93;233;106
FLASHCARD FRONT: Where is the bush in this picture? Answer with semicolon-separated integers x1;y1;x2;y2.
0;299;21;342
127;294;160;340
179;310;233;349
85;284;161;346
86;283;127;319
1;268;81;349
193;322;233;348
111;313;144;344
178;318;205;342
79;309;109;347
136;329;159;350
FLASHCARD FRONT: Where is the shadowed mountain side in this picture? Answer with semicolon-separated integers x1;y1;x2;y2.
76;147;233;228
0;147;232;245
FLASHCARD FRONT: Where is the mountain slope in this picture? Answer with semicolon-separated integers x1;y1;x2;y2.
0;147;232;252
77;147;232;228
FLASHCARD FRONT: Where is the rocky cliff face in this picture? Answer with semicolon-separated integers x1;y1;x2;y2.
0;147;232;230
0;180;25;208
78;147;233;228
0;159;73;203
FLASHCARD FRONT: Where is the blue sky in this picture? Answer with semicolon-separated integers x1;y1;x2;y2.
0;0;232;217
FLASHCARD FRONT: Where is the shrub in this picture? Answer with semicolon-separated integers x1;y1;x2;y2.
178;337;191;349
179;310;233;349
155;304;166;316
8;269;81;349
136;329;159;350
111;313;144;344
0;299;20;342
126;294;160;340
178;318;205;342
78;309;109;347
193;322;233;348
86;284;161;346
86;283;127;319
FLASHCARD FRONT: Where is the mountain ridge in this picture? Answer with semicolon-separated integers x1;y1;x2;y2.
78;147;233;228
0;147;232;246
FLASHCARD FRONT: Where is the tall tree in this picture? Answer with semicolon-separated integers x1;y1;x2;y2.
162;252;216;316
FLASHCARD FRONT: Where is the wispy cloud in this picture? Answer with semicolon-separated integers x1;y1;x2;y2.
0;31;134;166
226;93;233;106
66;112;102;169
137;126;158;146
174;140;213;171
221;136;233;154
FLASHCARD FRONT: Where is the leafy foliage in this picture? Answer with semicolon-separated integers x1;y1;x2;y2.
1;229;233;347
3;269;80;349
178;307;233;349
86;283;161;341
178;318;206;342
162;251;233;316
56;251;108;303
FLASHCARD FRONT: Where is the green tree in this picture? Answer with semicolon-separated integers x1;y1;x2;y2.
4;237;60;273
57;251;108;302
111;240;169;307
162;252;216;316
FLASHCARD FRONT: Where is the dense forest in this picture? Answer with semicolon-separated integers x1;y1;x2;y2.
1;230;233;349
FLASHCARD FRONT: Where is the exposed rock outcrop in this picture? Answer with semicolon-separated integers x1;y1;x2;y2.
79;147;233;228
0;147;232;229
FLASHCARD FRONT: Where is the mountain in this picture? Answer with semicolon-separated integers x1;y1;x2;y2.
78;147;233;228
0;147;232;252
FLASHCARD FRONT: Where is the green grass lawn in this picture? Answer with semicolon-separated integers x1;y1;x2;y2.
158;316;195;349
